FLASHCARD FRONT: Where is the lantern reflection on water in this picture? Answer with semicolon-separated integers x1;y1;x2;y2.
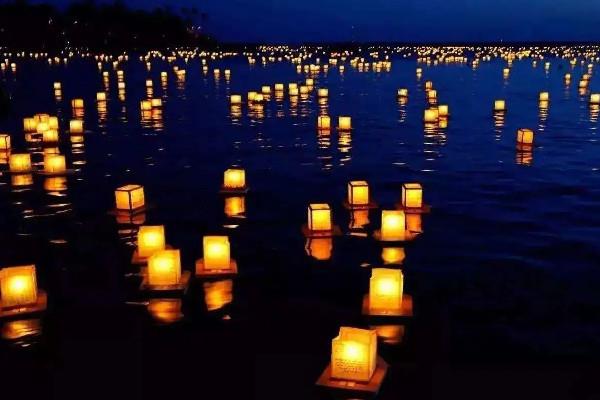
305;238;332;261
307;203;332;232
382;247;405;265
203;279;233;311
331;327;377;382
349;209;370;230
70;119;84;134
0;134;10;150
224;196;245;218
43;154;66;174
318;115;331;130
347;181;370;207
147;299;183;324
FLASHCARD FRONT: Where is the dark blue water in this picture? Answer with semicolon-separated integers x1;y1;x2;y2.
1;49;600;399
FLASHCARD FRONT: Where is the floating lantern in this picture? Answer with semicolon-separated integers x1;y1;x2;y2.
590;94;600;105
0;265;38;309
147;299;183;324
140;100;152;111
230;95;242;105
438;105;449;117
148;249;181;286
306;78;314;86
289;87;299;96
347;181;370;207
380;210;406;241
137;225;165;258
274;83;284;91
43;154;66;174
145;79;153;88
254;93;264;103
96;92;106;101
248;91;257;102
203;279;233;311
115;184;145;211
369;268;403;314
202;236;231;271
423;108;438;123
517;128;534;147
223;168;246;191
42;129;59;143
539;92;549;101
338;116;352;130
317;115;331;130
224;196;245;217
23;118;37;133
503;68;510;77
401;183;423;209
289;83;298;91
318;88;329;97
300;86;310;94
425;81;433;90
36;122;49;134
494;100;506;112
0;134;10;150
48;116;59;130
427;90;437;101
382;247;405;265
71;98;84;109
70;119;84;134
151;98;162;108
308;203;332;232
397;88;408;97
9;153;31;173
331;327;377;382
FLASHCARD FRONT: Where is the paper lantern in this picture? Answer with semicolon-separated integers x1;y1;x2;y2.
318;115;331;130
140;100;152;111
9;153;31;173
230;95;242;105
145;79;153;88
338;116;352;130
517;128;534;146
503;68;510;77
203;236;231;270
23;118;37;132
44;154;66;174
148;249;181;286
308;203;332;232
397;88;408;97
96;92;106;101
0;134;10;150
53;82;61;90
427;90;437;100
289;83;298;92
71;99;84;109
590;94;600;105
331;327;377;382
203;279;233;311
380;210;406;241
248;91;257;102
261;86;271;95
115;184;145;211
70;119;84;134
254;94;264;103
274;83;284;91
42;129;59;143
438;105;449;117
306;78;314;86
423;108;438;122
224;196;245;217
151;98;162;108
318;88;329;97
347;181;369;207
382;247;405;265
0;265;37;309
494;100;506;112
289;87;299;96
137;225;165;258
48;116;59;130
539;92;549;101
223;168;246;190
369;268;403;314
401;183;423;209
300;86;310;95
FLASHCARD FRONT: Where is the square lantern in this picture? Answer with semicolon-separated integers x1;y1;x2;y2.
230;95;242;105
289;83;298;91
308;204;332;232
224;196;245;217
380;210;406;241
23;118;37;132
318;115;331;130
331;327;377;382
0;265;38;309
151;98;162;108
318;88;329;97
53;82;61;90
397;88;408;97
70;119;84;134
71;98;84;109
0;134;10;150
203;236;231;271
148;249;181;286
401;183;423;209
9;153;31;173
261;86;271;94
97;92;107;101
347;181;370;207
590;94;600;105
338;116;352;130
539;92;549;101
115;184;145;211
248;91;257;102
423;108;438;122
223;168;246;190
137;225;165;258
42;129;59;143
517;128;534;145
140;100;152;111
44;154;66;174
369;268;403;314
494;100;506;112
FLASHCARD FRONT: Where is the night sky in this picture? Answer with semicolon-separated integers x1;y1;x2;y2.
36;0;600;43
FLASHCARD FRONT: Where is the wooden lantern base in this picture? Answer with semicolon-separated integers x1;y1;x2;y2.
219;186;249;195
139;270;191;295
373;230;419;243
395;203;431;214
301;225;342;238
342;200;378;210
362;294;413;320
195;259;238;278
0;291;48;319
316;356;388;398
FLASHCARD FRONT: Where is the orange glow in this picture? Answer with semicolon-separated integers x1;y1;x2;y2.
203;236;231;270
402;183;423;209
308;203;332;232
369;268;403;314
305;238;332;260
331;327;377;382
338;116;352;130
115;184;145;211
148;250;181;286
137;225;165;258
347;181;370;206
517;128;534;145
44;154;66;174
223;168;246;189
380;210;406;241
0;265;38;309
9;153;31;173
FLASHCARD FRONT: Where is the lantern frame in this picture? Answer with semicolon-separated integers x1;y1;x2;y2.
344;181;377;210
303;203;341;238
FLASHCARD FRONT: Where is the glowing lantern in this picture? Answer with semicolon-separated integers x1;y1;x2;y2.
517;128;534;146
382;247;405;265
427;90;437;100
70;119;84;134
151;98;162;108
347;181;370;207
289;83;298;91
331;327;377;382
42;129;59;143
300;86;310;94
274;83;284;91
137;225;165;258
202;236;231;271
248;91;257;102
289;87;299;96
369;268;403;314
230;95;242;105
539;92;549;101
0;134;10;150
308;203;332;232
318;115;331;130
590;94;600;105
306;78;314;86
140;100;152;111
401;183;423;209
0;265;38;309
145;79;153;88
338;116;352;130
53;82;61;90
224;196;245;217
71;98;84;109
424;81;433;90
494;100;506;112
223;168;246;190
254;94;264;103
44;154;66;174
96;92;106;101
397;88;408;97
23;118;37;132
148;250;181;286
438;105;449;117
318;88;329;97
423;108;438;123
261;86;271;95
380;210;406;241
48;116;59;130
9;153;31;173
115;184;145;211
